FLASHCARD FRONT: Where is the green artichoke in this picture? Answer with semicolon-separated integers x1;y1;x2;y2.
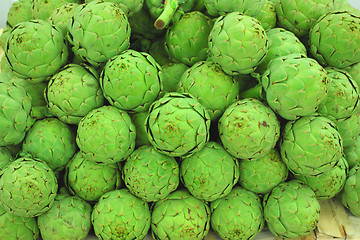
0;205;40;240
180;141;239;202
0;157;58;217
238;148;289;195
165;11;213;66
151;189;210;239
122;145;179;202
341;165;360;217
48;3;80;36
91;189;151;240
280;114;343;176
309;10;360;68
67;1;131;67
344;134;360;168
1;54;11;73
210;187;264;240
263;180;321;238
65;151;122;202
5;20;69;82
333;112;360;147
45;64;105;124
76;106;136;164
177;61;240;120
218;98;280;159
261;54;329;120
161;62;188;93
6;0;32;28
145;92;211;157
346;62;360;88
32;0;81;20
85;0;144;16
37;195;92;240
100;50;162;112
208;12;268;75
130;111;151;147
0;26;11;51
0;147;12;171
21;118;77;171
148;36;172;66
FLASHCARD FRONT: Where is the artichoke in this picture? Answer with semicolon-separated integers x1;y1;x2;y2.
37;195;92;240
161;62;188;93
67;1;131;67
309;10;360;68
122;145;179;202
333;112;360;147
76;106;136;164
218;98;280;159
341;165;360;217
0;27;11;51
6;0;32;28
280;114;343;176
0;147;12;171
100;50;162;112
177;61;240;120
48;3;80;36
208;12;268;75
148;36;172;66
5;20;69;82
22;118;77;171
85;0;144;16
32;0;81;20
180;141;239;202
130;111;151;147
65;151;122;203
151;189;210;239
344;134;360;168
91;189;151;240
145;92;211;157
45;64;105;124
346;61;360;88
0;157;58;217
210;187;264;240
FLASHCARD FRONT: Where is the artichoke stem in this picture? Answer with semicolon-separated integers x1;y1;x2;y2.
239;83;265;100
154;0;179;30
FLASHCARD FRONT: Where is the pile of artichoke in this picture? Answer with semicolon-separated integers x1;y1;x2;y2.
1;0;360;239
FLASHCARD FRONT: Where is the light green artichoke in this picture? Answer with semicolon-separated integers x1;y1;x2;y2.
65;151;122;203
218;98;280;159
208;12;268;75
309;10;360;68
45;64;105;124
332;112;360;147
0;157;58;217
100;50;162;112
32;0;81;20
341;165;360;217
0;54;11;73
238;148;289;195
180;141;239;202
5;20;68;82
48;3;80;36
263;180;320;238
0;147;12;171
256;28;307;74
67;1;131;67
91;189;151;240
280;114;343;176
161;62;188;93
344;134;360;168
21;118;77;171
0;205;40;240
0;27;11;51
210;187;264;240
151;189;210;239
145;92;211;157
6;0;32;28
346;62;360;88
76;106;136;164
122;145;179;202
85;0;144;16
37;195;92;240
165;11;213;66
148;36;172;66
129;111;151;147
177;61;240;120
261;54;329;120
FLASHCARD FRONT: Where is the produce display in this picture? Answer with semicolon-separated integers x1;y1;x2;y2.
1;0;360;239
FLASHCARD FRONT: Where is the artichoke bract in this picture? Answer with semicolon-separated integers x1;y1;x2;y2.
5;20;69;82
218;98;280;159
129;111;151;147
100;50;162;112
37;195;92;240
85;0;144;16
45;64;105;124
91;189;151;240
67;1;131;67
65;152;122;203
208;12;268;75
0;157;58;217
0;27;11;51
122;145;179;202
32;0;81;20
161;62;188;93
333;112;360;147
151;189;210;239
346;62;360;88
341;165;360;217
0;205;40;240
0;147;12;170
165;11;213;66
22;118;77;171
344;134;360;168
238;148;289;195
262;54;329;120
145;92;211;157
210;187;264;240
177;61;240;120
180;141;240;202
263;180;321;238
280;114;343;176
48;3;80;36
309;11;360;68
6;0;32;28
76;106;136;164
